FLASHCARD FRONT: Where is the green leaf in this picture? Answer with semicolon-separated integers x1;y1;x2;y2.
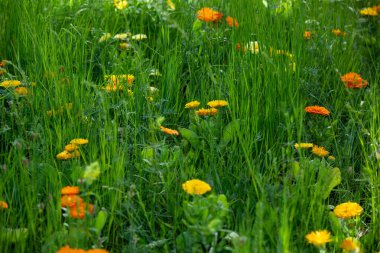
94;210;108;235
179;128;200;148
321;167;341;199
220;119;240;147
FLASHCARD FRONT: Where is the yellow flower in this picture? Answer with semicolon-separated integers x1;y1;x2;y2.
15;87;29;95
70;150;81;158
341;237;360;252
166;0;175;10
294;143;314;149
304;31;312;39
185;101;201;109
196;108;218;116
305;230;332;247
114;0;128;10
131;34;147;41
83;161;101;183
119;42;130;50
182;179;212;195
0;80;21;88
311;145;329;157
99;33;111;43
56;150;72;160
207;100;228;108
245;41;259;54
160;126;179;136
360;7;378;16
332;29;346;37
333;202;363;219
70;138;89;145
0;201;8;209
114;33;131;40
65;144;78;152
102;84;124;92
328;155;336;161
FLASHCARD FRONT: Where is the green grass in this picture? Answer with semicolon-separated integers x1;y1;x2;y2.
1;0;380;252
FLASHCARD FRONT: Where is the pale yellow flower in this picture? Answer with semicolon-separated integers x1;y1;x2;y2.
99;33;111;42
83;162;101;183
131;34;147;41
114;33;131;40
167;0;175;10
114;0;128;10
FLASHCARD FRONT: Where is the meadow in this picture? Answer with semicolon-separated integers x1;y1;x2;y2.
0;0;380;252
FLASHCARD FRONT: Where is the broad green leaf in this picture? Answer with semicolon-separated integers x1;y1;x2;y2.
179;128;200;148
220;119;240;147
94;210;108;235
321;167;341;199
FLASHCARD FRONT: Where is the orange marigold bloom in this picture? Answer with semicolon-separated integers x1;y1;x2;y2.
332;29;346;37
312;145;330;157
197;7;223;22
65;144;78;152
69;202;94;219
305;230;332;247
305;106;330;116
226;16;239;27
61;186;80;195
340;72;368;89
160;126;179;136
333;201;363;219
87;249;110;253
0;201;8;209
61;195;83;208
15;87;29;95
69;150;81;158
56;150;72;160
56;245;86;253
341;237;360;251
303;31;312;39
196;108;218;116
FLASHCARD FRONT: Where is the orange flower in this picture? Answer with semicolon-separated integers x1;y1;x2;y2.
0;201;8;209
87;249;110;253
65;144;78;152
226;16;239;27
56;245;86;253
160;126;179;136
304;31;312;39
61;195;83;208
56;150;72;160
332;29;346;37
305;106;330;116
312;145;330;157
340;72;368;89
61;186;80;195
15;87;29;95
196;108;218;116
197;7;223;22
69;202;94;219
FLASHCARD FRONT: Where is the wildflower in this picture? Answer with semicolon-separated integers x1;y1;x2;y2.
333;202;363;219
114;0;128;10
245;41;259;54
341;237;360;252
56;150;72;160
0;80;21;88
61;186;80;195
294;143;314;149
149;69;162;77
328;155;336;160
197;7;223;23
87;249;110;253
83;162;101;184
305;230;332;247
113;33;131;40
332;29;346;37
126;74;135;85
15;87;29;95
196;108;218;116
70;138;89;145
160;126;179;136
102;84;123;92
304;106;330;116
166;0;175;10
99;33;111;43
185;101;201;109
360;7;378;16
304;31;312;39
312;145;329;157
131;34;147;41
0;201;8;209
61;195;83;208
0;60;6;67
340;72;368;89
65;144;78;152
70;150;81;158
119;42;130;50
69;202;94;219
226;16;239;27
207;100;228;108
182;179;212;195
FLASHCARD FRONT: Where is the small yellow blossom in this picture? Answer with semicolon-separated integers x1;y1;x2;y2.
99;33;111;43
70;150;81;158
182;179;212;195
332;29;346;37
312;145;330;157
333;202;363;219
196;108;218;116
65;144;78;152
119;42;130;50
328;155;336;161
245;41;259;54
70;138;89;145
131;34;147;41
0;201;8;209
114;0;128;10
114;33;131;40
56;150;72;160
166;0;175;10
207;100;228;108
304;31;312;39
102;84;124;92
305;230;332;247
294;143;313;149
360;7;378;16
185;101;201;109
341;237;360;252
0;80;21;88
83;161;101;183
15;87;29;95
